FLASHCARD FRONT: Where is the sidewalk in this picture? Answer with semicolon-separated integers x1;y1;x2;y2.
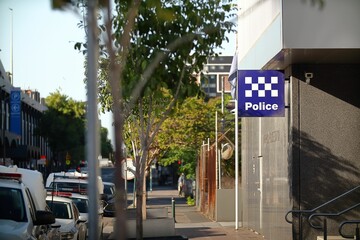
145;185;266;240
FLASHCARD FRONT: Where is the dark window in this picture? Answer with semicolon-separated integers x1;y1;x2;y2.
0;187;27;222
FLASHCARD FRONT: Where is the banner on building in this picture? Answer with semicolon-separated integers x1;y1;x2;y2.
238;70;285;117
10;88;22;135
228;53;238;99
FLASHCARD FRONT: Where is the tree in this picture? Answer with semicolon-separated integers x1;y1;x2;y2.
100;127;113;160
158;96;220;178
93;1;236;238
35;90;86;172
35;90;114;173
159;94;239;180
101;1;236;238
53;0;236;239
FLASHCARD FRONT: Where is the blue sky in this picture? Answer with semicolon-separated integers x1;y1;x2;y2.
0;0;115;142
0;0;236;146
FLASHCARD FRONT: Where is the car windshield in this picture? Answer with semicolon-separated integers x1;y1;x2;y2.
71;198;88;213
47;201;72;219
0;187;26;222
104;184;115;197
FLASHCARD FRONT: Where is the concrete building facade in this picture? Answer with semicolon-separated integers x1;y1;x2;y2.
237;1;360;239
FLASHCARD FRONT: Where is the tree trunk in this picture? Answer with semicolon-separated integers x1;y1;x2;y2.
142;170;147;220
135;156;144;240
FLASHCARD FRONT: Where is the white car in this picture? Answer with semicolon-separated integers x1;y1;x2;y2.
48;191;104;239
46;195;87;240
45;171;104;195
0;166;57;240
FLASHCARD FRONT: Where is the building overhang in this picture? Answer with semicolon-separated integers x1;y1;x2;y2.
264;49;360;70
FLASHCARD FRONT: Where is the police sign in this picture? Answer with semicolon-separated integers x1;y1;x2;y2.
238;70;284;117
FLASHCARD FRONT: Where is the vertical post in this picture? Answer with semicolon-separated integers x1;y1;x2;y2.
221;76;224;114
9;8;13;84
150;164;152;192
323;218;327;240
218;149;221;189
2;94;5;166
234;99;239;230
125;158;127;192
86;0;100;239
215;111;218;189
172;197;176;222
259;118;263;229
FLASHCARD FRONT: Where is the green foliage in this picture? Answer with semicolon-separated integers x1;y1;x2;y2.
35;90;113;168
186;196;195;206
157;97;220;178
35;90;86;168
95;0;236;112
100;127;114;159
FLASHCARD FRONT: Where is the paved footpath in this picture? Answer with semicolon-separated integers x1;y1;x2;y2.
104;185;266;240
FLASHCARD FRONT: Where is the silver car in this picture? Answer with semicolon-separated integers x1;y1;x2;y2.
46;196;87;240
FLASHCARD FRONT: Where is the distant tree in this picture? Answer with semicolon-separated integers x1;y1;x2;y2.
100;127;113;160
35;90;114;171
158;97;220;178
35;90;86;171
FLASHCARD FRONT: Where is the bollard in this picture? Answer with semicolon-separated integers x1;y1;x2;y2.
172;197;176;223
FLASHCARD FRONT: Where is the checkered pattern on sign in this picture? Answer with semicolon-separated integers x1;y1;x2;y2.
244;76;279;98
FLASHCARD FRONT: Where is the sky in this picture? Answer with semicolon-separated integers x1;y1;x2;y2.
0;0;236;146
0;0;115;142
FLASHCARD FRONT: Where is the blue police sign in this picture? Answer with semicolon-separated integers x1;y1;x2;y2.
238;70;284;117
10;88;22;135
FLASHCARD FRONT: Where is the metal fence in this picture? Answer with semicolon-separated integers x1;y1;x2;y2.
197;143;217;220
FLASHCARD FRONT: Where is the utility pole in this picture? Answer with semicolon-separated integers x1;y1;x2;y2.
9;8;13;84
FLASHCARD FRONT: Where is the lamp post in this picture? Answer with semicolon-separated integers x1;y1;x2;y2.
9;8;13;85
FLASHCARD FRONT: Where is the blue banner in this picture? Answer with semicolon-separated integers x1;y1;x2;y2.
10;88;22;135
238;70;285;117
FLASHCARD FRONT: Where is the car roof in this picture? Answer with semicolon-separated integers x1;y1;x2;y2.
46;195;74;204
0;178;23;189
103;182;115;186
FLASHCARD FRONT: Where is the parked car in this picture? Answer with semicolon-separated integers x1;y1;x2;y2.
0;166;58;240
103;182;116;217
46;195;87;240
47;190;104;239
45;171;104;195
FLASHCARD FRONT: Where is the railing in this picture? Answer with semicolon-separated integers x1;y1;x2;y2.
285;185;360;240
339;220;360;239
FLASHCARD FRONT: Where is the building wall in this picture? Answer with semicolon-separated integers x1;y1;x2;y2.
241;64;360;240
238;0;360;69
283;0;360;48
289;66;360;240
242;110;292;239
0;60;51;169
199;56;233;97
238;0;360;239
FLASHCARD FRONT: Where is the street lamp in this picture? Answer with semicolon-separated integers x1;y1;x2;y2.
9;8;14;85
